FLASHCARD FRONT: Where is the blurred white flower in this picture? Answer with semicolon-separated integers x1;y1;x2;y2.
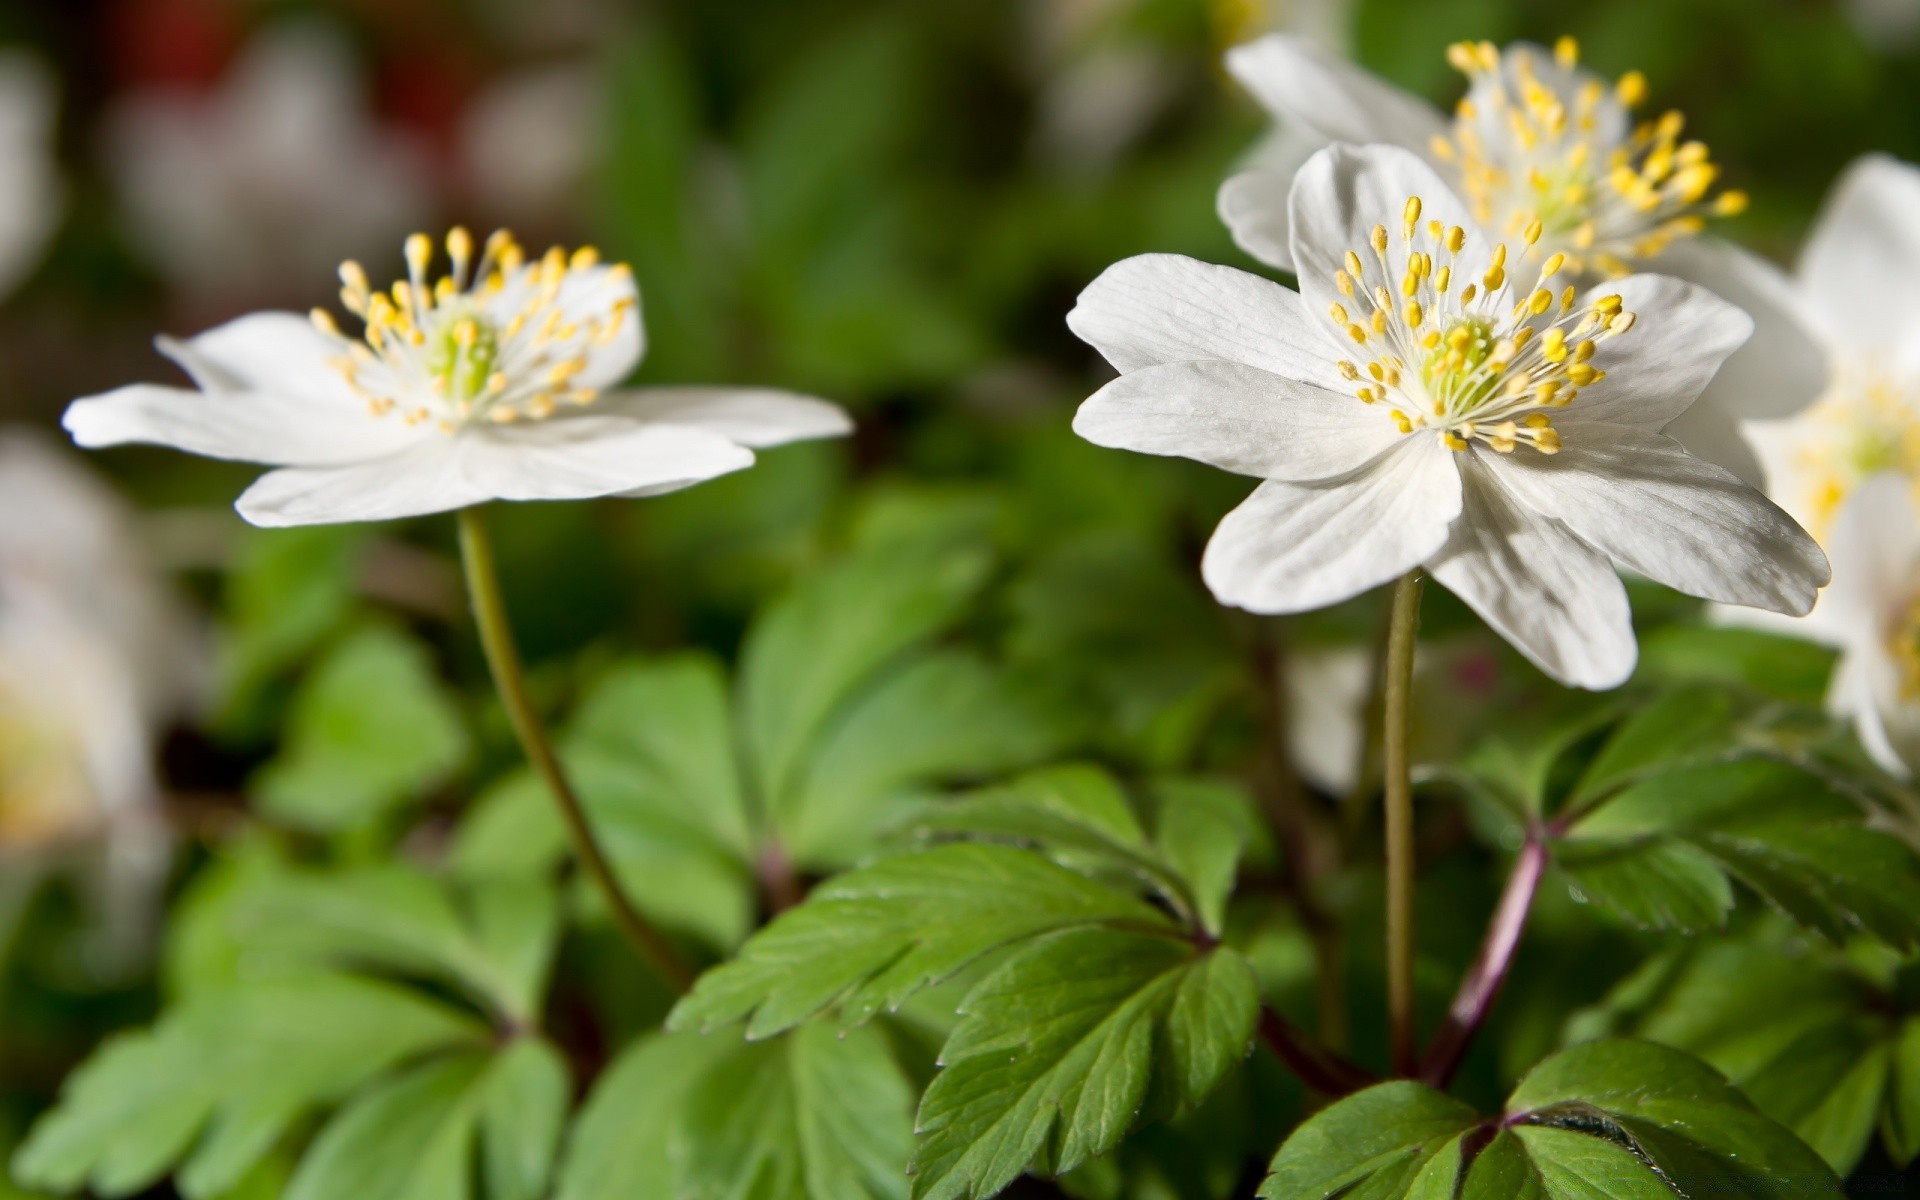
1284;643;1370;793
66;230;852;527
102;25;433;304
0;51;60;298
0;431;199;955
1794;474;1920;776
1844;0;1920;51
1744;155;1920;546
1029;0;1351;176
457;62;601;233
1216;35;1827;483
1070;144;1827;689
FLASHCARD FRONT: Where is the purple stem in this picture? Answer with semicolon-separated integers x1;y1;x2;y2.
1420;835;1549;1087
1258;1007;1376;1098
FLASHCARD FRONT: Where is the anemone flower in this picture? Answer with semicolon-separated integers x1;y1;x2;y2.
1070;143;1828;689
1744;155;1920;546
64;229;852;527
1216;35;1826;483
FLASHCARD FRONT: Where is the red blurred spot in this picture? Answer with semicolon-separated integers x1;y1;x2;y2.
105;0;241;89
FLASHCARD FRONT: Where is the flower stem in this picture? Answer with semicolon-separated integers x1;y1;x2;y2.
455;506;694;993
1257;1006;1375;1098
1421;834;1547;1087
1382;570;1423;1076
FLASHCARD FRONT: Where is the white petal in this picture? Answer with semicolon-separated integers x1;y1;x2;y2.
1831;649;1918;779
1824;473;1920;638
1218;168;1299;272
1072;358;1397;481
64;383;424;466
484;262;645;390
233;417;754;526
1225;35;1446;155
1651;239;1828;483
1427;457;1635;690
1483;426;1829;615
1560;273;1753;432
602;387;851;448
1200;434;1461;613
1798;153;1920;369
235;439;489;527
1066;253;1347;386
158;312;362;408
459;417;754;501
1285;645;1373;794
1287;144;1495;354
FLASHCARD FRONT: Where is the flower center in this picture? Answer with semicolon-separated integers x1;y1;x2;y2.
1323;194;1641;455
1429;38;1746;277
1788;370;1920;542
314;228;634;431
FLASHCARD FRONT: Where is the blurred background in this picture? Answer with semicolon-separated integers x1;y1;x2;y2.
3;0;1920;1193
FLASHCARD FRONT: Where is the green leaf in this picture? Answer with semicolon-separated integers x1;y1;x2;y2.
668;843;1170;1038
779;649;1074;867
251;625;468;832
214;526;364;735
1260;1082;1478;1197
904;766;1252;936
1619;932;1915;1174
283;1053;489;1200
1557;757;1920;943
737;540;992;815
1261;1040;1842;1199
557;1025;913;1200
1564;687;1738;808
13;975;485;1198
1636;624;1836;707
909;929;1258;1199
478;1038;571;1200
1150;778;1254;939
451;654;757;950
211;863;560;1025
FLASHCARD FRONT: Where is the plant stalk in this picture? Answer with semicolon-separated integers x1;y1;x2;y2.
456;505;695;993
1382;570;1423;1076
1257;1006;1375;1098
1421;835;1548;1087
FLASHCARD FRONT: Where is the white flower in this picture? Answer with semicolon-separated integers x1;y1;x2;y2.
1215;35;1826;483
64;229;853;527
0;51;59;298
1797;473;1920;776
1070;144;1828;690
102;25;433;303
1743;155;1920;546
0;431;200;955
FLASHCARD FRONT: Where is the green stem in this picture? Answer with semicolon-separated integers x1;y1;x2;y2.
1383;570;1424;1076
456;506;694;993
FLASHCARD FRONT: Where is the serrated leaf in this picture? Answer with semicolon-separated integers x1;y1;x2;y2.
910;930;1258;1200
780;649;1074;867
669;843;1170;1038
1150;779;1253;939
1622;933;1916;1174
214;863;559;1024
13;975;485;1198
450;654;757;950
251;625;468;832
1558;758;1920;944
737;540;991;815
556;1026;912;1200
1636;625;1836;706
1261;1040;1842;1199
1565;687;1738;808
